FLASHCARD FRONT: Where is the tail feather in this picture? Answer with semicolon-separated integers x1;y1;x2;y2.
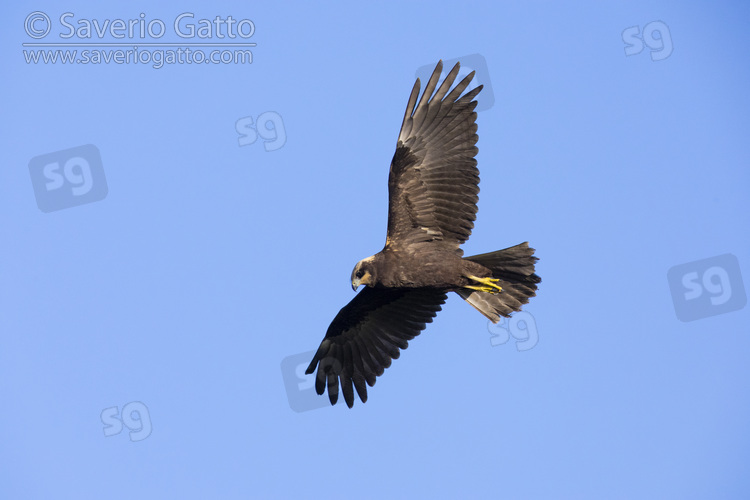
457;242;540;323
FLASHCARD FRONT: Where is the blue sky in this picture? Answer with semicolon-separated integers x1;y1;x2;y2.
2;1;749;499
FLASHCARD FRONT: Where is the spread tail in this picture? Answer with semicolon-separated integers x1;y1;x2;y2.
457;242;541;323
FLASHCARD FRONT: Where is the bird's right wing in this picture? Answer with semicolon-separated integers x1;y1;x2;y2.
305;287;447;408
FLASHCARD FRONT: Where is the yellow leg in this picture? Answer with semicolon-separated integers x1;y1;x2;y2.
465;284;497;293
465;275;503;294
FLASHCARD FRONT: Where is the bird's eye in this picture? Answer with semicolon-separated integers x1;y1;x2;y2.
356;270;364;279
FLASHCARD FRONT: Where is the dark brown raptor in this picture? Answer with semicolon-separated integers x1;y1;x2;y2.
306;60;541;408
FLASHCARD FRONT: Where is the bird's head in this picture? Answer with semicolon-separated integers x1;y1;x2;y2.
351;256;377;291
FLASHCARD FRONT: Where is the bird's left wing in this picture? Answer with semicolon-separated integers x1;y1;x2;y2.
305;287;447;408
385;61;483;254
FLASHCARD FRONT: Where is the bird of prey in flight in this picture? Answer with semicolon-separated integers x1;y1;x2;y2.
306;60;541;408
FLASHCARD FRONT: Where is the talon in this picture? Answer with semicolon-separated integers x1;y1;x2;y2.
465;275;503;293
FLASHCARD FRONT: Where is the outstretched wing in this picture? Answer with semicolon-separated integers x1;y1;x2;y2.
386;61;483;254
305;287;447;408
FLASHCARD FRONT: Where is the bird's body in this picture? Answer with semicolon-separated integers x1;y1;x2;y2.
354;248;491;289
306;60;541;408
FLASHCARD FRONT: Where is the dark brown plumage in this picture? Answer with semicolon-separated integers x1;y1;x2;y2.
306;60;541;408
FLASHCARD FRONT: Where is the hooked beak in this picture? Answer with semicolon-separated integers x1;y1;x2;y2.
351;278;361;292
